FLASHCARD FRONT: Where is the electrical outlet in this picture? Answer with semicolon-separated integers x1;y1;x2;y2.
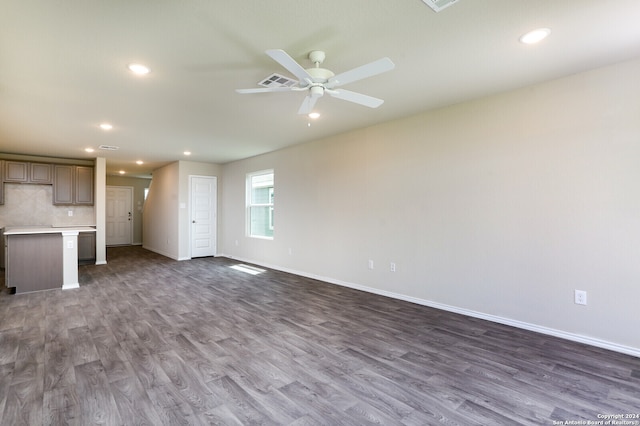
368;260;374;270
574;290;587;305
68;210;73;217
390;262;396;272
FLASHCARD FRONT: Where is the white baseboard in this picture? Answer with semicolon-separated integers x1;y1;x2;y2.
142;245;179;260
62;282;79;290
221;254;640;358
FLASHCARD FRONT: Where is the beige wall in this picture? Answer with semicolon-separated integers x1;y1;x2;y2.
142;162;179;259
142;161;221;260
220;57;640;355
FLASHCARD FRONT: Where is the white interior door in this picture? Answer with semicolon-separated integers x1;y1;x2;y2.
190;176;217;258
106;186;133;246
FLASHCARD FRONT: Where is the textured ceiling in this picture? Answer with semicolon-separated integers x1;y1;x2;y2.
1;0;640;176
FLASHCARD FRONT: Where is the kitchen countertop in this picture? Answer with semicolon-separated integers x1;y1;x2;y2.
3;226;96;235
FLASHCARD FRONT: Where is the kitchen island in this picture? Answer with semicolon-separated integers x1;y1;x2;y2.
3;226;96;294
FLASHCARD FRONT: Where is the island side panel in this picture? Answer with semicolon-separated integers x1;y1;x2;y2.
7;233;63;293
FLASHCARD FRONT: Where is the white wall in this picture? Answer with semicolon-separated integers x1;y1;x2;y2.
220;57;640;355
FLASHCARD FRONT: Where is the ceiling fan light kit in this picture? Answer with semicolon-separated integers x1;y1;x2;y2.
236;49;395;115
309;85;324;98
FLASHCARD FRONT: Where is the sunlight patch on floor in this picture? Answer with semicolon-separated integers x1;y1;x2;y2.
230;264;265;275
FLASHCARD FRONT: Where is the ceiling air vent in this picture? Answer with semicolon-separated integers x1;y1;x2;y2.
258;73;298;88
422;0;460;12
98;144;120;151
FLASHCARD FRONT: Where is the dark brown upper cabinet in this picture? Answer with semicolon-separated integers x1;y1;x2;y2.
75;166;94;205
53;165;94;205
30;163;53;184
3;161;52;184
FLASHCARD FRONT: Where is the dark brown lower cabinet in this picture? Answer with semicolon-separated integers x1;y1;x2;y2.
78;232;96;264
6;233;63;293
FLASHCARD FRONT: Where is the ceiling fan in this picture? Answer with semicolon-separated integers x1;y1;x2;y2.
236;49;395;115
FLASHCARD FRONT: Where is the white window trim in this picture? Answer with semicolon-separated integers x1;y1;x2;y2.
246;169;274;239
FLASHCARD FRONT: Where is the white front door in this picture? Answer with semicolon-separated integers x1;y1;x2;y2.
190;176;217;258
106;186;133;246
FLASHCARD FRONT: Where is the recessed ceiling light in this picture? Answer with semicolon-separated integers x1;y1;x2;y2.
99;123;113;130
136;160;144;165
85;148;95;153
119;170;126;175
519;28;551;45
127;63;150;75
183;151;191;156
308;112;320;119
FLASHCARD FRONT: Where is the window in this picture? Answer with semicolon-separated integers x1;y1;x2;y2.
247;170;274;238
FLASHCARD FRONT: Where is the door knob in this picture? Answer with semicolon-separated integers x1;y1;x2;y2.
192;220;196;223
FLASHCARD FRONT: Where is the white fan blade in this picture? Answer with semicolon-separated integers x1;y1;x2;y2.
328;89;384;108
297;96;318;115
236;87;293;94
327;57;395;88
266;49;313;83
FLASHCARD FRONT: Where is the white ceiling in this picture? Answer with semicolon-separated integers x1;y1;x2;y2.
1;0;640;177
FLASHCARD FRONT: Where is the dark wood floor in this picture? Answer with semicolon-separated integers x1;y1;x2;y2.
0;246;638;425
